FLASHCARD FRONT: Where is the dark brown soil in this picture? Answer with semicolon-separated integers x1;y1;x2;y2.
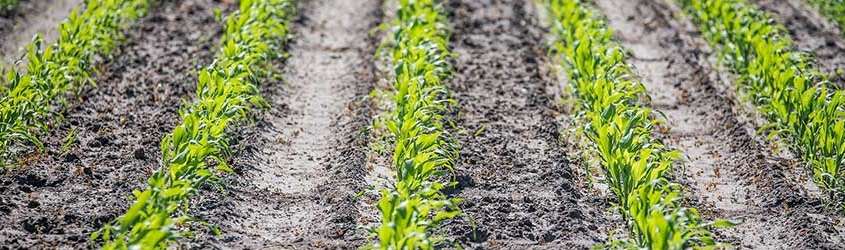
439;0;615;248
751;0;845;88
597;0;845;248
0;0;84;66
184;0;381;248
0;0;227;248
3;0;845;249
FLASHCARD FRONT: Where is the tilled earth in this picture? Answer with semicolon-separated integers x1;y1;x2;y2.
0;0;230;247
598;0;845;248
186;0;380;248
1;0;845;249
439;0;614;248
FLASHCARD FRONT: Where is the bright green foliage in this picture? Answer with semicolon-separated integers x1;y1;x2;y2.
368;0;461;249
808;0;845;36
0;0;150;167
678;0;845;204
543;0;732;248
91;0;293;248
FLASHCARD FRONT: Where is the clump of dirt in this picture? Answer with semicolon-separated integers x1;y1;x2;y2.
0;0;227;248
439;0;615;248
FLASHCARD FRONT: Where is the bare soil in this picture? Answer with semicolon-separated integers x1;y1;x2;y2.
0;0;227;248
3;0;845;249
598;0;845;248
439;0;616;248
186;0;381;248
0;0;84;67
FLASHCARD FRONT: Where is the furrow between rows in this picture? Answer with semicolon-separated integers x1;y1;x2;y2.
440;0;614;248
599;0;845;248
7;0;845;248
543;0;737;248
189;0;381;248
0;0;225;247
93;0;295;248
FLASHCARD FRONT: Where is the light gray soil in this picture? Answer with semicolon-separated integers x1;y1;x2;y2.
597;0;845;248
187;0;381;248
0;0;84;67
751;0;845;88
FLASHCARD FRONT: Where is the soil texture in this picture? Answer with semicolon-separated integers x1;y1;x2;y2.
0;0;226;248
187;0;381;248
439;0;615;248
598;0;845;248
0;0;84;66
3;0;845;249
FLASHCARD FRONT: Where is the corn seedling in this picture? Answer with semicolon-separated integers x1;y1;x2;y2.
0;0;151;168
678;0;845;208
542;0;733;248
91;0;293;248
60;128;77;155
367;0;462;249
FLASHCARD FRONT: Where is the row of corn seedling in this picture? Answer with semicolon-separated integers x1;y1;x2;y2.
90;0;294;248
807;0;845;37
368;0;461;248
0;0;150;167
678;0;845;206
543;0;733;248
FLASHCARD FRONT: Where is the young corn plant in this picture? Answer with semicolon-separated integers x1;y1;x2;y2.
678;0;845;208
367;0;462;249
91;0;293;248
542;0;733;248
0;0;151;168
808;0;845;37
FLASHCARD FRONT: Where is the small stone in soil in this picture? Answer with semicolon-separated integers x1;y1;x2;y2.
133;148;146;160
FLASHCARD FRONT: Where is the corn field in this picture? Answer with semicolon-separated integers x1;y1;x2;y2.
1;0;845;249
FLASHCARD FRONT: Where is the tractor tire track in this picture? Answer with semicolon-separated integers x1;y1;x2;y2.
0;0;226;248
188;0;381;248
598;0;845;248
440;0;614;248
0;0;84;66
750;0;845;88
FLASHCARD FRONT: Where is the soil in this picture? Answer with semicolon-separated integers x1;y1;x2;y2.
438;0;616;248
185;0;381;248
2;0;845;249
0;0;84;67
0;0;227;248
597;0;845;248
751;0;845;88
